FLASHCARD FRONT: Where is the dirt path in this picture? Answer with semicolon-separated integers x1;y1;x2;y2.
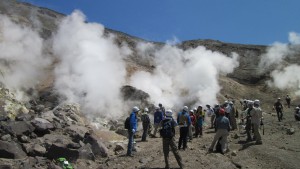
103;108;300;169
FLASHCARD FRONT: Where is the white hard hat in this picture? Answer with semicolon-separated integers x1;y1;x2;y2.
144;108;149;112
189;110;194;113
296;107;300;110
254;99;260;105
183;106;188;112
247;101;254;106
132;106;140;113
229;101;233;105
165;109;173;117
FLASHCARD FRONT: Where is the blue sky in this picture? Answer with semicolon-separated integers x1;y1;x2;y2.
20;0;300;45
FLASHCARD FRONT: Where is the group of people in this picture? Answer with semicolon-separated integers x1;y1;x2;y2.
125;99;264;169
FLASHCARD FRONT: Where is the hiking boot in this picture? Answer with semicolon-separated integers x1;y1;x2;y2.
126;154;134;157
246;138;252;142
164;166;170;169
255;141;262;145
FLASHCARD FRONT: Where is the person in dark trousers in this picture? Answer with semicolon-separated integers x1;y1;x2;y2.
195;106;204;137
127;106;140;157
273;98;284;122
160;109;184;169
285;95;291;108
152;106;164;138
177;106;191;150
141;108;150;141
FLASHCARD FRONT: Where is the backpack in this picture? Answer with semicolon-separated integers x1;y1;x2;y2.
178;113;188;125
124;117;130;129
141;114;150;124
160;119;174;138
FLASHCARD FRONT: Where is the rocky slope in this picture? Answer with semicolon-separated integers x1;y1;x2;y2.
0;0;300;169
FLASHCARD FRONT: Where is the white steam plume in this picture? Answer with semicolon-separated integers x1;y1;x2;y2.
52;11;130;119
258;42;289;69
289;32;300;45
268;65;300;93
0;14;51;100
263;32;300;95
130;42;239;109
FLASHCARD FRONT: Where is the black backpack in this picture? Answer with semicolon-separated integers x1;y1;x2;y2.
141;114;150;124
160;119;174;138
124;117;130;129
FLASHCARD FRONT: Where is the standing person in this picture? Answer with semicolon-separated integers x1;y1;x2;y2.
159;103;166;115
213;104;221;131
250;100;263;144
228;101;237;130
206;105;215;129
273;98;284;122
160;110;184;169
127;106;140;157
285;95;291;108
194;105;204;137
208;108;230;154
188;110;196;141
245;101;254;141
177;106;191;150
141;108;150;142
152;106;164;138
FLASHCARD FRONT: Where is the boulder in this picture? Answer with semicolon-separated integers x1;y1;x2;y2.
84;133;108;157
46;143;79;161
33;144;47;156
3;121;35;136
287;128;295;135
0;140;27;159
114;143;125;152
31;118;54;135
115;128;128;137
0;134;11;142
66;125;89;142
78;143;95;161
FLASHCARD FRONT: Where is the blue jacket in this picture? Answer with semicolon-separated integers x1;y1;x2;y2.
216;116;230;131
154;110;163;124
129;112;137;131
177;111;191;127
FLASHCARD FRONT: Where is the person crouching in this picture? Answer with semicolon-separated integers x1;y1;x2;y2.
208;108;230;154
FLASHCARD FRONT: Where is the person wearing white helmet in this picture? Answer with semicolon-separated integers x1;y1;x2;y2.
152;106;164;138
141;108;151;142
245;101;254;141
294;107;300;121
250;99;263;144
127;106;140;157
160;109;184;169
273;98;284;122
226;101;237;130
177;106;191;150
206;105;215;129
